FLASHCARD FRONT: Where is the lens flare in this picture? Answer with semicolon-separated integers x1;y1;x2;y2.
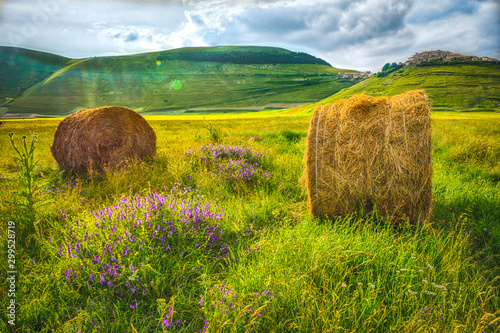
156;60;162;66
172;80;182;90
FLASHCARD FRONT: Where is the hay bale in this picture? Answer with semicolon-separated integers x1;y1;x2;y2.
51;106;156;173
303;90;432;223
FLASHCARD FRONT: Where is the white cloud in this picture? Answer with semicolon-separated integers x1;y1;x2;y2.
0;0;498;71
406;0;500;59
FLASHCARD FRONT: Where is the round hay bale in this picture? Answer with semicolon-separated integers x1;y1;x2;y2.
302;90;432;223
51;106;156;173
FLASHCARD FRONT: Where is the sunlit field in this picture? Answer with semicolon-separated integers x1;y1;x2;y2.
1;112;499;332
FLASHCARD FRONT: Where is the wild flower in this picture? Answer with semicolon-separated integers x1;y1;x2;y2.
162;306;174;328
54;185;229;322
185;144;271;186
65;270;72;284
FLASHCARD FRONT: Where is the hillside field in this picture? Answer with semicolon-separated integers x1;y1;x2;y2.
285;63;500;114
0;46;360;117
0;112;499;332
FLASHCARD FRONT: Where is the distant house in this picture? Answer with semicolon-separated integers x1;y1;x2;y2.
338;72;374;80
481;57;498;62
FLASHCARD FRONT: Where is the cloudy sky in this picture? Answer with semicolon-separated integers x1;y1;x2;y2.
0;0;498;72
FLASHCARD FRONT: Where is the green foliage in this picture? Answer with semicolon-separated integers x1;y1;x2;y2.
205;122;224;143
377;62;405;77
8;133;39;221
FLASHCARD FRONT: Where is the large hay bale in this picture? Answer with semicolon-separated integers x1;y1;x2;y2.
303;90;432;223
51;106;156;173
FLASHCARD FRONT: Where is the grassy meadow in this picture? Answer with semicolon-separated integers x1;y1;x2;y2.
0;112;499;332
286;63;500;115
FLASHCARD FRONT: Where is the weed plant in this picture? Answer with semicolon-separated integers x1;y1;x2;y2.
0;114;498;332
6;133;52;245
205;123;224;143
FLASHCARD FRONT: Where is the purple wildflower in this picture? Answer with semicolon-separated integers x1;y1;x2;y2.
65;270;72;284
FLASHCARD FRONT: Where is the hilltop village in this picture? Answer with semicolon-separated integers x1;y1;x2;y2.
405;50;498;66
337;50;498;80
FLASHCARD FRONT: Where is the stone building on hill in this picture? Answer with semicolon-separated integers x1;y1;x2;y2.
404;50;488;66
338;72;374;80
405;50;451;65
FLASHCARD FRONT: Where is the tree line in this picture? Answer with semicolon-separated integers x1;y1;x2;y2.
156;50;331;67
374;62;404;77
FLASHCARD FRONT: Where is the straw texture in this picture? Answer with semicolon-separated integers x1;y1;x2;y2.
51;106;156;173
303;90;432;223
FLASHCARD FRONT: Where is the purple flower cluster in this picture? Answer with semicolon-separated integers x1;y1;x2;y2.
56;186;228;323
185;144;271;184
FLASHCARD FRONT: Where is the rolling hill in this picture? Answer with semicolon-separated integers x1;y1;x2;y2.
0;47;70;100
291;62;500;114
0;46;363;116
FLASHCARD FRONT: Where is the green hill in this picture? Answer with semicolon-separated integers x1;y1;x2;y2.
155;46;332;66
0;47;69;100
311;63;500;112
1;46;361;116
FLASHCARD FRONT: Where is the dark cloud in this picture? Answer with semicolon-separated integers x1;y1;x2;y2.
208;0;414;64
405;0;484;24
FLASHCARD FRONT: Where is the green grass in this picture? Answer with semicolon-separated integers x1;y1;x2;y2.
287;63;500;114
0;113;499;332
